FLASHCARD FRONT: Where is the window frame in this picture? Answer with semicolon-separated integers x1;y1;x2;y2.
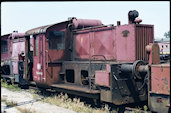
48;31;65;50
34;35;39;56
1;40;8;53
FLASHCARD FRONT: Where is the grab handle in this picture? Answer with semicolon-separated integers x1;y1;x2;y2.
45;50;48;69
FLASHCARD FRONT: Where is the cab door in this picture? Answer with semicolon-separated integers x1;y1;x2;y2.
33;34;46;83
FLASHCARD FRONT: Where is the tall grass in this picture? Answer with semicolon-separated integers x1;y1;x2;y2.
5;100;18;107
1;97;7;104
43;93;118;113
1;80;118;113
16;107;37;113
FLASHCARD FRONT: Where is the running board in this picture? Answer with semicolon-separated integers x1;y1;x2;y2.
50;83;100;99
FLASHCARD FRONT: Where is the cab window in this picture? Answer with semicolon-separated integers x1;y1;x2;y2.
1;40;8;53
48;31;65;50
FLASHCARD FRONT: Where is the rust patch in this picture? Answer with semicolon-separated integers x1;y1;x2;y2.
154;78;159;81
162;78;168;85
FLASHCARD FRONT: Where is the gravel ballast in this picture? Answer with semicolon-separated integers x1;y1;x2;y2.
1;87;76;113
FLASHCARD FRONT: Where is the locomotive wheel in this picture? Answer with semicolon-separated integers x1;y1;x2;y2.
132;60;145;79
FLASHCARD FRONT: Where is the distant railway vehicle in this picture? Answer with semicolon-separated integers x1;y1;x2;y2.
1;31;33;85
1;10;170;113
155;39;170;61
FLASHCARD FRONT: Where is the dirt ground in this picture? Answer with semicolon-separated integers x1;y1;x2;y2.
1;87;76;113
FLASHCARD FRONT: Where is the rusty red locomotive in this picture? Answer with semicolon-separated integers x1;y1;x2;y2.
1;10;170;113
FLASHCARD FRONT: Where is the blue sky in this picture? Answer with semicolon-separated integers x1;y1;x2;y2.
1;1;170;39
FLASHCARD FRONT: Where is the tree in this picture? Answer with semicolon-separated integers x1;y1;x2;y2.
164;31;170;38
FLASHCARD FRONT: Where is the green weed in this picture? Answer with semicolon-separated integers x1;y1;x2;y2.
1;80;21;91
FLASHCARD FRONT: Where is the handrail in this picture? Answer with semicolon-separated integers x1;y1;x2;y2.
89;55;107;89
45;50;48;69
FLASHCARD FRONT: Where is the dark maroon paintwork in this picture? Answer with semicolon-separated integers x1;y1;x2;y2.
29;21;69;85
73;24;153;62
26;19;104;85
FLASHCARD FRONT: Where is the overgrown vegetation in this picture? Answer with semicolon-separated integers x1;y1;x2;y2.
2;97;18;108
16;107;37;113
143;105;148;112
131;105;148;113
5;100;18;107
42;93;118;113
1;79;21;91
2;80;149;113
1;97;7;102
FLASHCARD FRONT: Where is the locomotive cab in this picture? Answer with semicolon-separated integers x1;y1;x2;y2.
24;21;71;86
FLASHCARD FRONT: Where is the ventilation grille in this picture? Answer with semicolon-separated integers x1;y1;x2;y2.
135;25;154;61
